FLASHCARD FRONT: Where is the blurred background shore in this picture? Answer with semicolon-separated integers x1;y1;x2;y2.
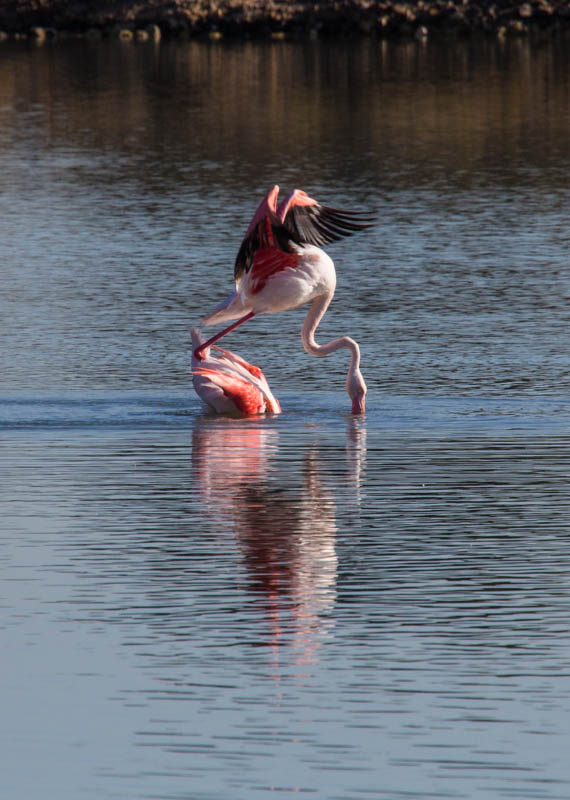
1;0;570;42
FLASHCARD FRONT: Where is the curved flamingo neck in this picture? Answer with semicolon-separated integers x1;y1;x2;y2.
301;295;365;413
301;294;361;371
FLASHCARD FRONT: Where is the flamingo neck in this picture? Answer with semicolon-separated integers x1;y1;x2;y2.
301;294;359;365
301;295;365;413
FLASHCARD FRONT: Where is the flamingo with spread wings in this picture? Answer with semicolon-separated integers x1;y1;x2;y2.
193;185;374;414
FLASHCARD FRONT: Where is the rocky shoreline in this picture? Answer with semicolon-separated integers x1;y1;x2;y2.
1;0;569;42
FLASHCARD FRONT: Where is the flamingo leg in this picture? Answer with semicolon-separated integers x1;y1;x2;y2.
193;310;255;361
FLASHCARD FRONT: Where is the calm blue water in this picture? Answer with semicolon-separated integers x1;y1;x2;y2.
2;35;570;800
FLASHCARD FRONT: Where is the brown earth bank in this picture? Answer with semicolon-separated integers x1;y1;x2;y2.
0;0;569;41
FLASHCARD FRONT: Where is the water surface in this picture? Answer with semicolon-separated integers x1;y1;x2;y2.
2;35;570;800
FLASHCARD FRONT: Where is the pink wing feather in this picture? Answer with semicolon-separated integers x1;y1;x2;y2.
193;367;266;415
248;247;300;295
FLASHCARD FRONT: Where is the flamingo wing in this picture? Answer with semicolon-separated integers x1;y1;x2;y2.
234;215;294;282
234;186;373;285
247;247;300;295
277;189;375;247
207;351;282;415
211;345;264;380
193;367;266;415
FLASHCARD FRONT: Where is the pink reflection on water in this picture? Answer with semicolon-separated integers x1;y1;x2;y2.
192;417;365;674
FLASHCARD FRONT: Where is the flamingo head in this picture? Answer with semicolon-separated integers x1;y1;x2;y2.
348;368;367;415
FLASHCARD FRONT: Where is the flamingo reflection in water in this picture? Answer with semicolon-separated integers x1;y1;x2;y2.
191;416;366;670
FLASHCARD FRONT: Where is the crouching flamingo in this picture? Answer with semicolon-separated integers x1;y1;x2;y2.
191;328;281;415
193;185;374;415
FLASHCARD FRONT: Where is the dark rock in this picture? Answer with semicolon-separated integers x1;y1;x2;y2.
519;3;533;17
